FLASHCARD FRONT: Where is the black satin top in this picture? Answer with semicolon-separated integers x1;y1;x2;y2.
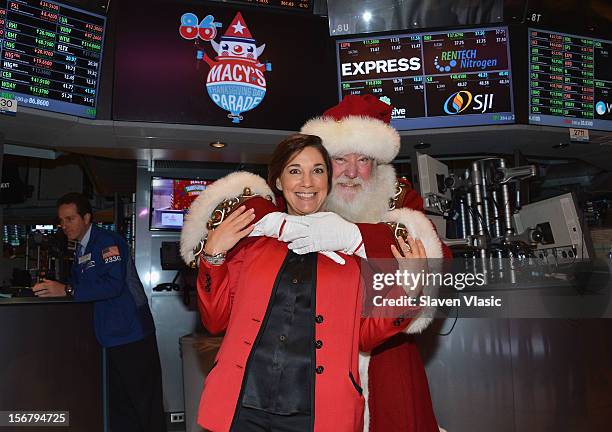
241;251;316;415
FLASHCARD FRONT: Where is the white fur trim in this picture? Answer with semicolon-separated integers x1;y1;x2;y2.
359;352;371;431
383;208;443;334
179;171;274;264
361;351;446;432
382;208;444;259
301;115;400;163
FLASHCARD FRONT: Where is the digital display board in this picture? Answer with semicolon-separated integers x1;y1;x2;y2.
528;29;612;131
337;26;514;130
0;0;106;118
210;0;311;13
327;0;503;37
114;0;336;130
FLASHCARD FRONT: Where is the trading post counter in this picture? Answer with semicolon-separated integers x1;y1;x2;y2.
0;298;103;431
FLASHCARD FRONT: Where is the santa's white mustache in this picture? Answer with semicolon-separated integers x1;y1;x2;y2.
333;176;366;187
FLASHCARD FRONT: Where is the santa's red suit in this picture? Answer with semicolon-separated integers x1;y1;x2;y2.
300;94;451;432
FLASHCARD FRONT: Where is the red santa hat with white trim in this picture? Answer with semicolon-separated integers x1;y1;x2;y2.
300;94;400;164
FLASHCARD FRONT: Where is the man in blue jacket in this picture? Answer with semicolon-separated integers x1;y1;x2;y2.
33;192;166;432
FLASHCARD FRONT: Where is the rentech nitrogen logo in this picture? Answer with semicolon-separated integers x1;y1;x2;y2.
443;91;494;114
434;49;498;72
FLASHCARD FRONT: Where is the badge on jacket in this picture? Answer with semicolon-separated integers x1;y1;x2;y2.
102;245;121;264
78;253;92;264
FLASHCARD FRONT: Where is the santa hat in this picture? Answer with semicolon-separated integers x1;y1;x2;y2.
300;94;400;164
221;12;254;43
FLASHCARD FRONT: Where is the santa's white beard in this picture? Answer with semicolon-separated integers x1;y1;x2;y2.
324;173;391;223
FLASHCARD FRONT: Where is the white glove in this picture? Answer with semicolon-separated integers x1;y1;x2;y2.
318;251;347;265
250;212;347;265
280;212;367;259
249;212;289;238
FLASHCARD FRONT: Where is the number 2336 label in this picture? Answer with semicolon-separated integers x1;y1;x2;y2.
104;255;121;264
102;245;121;264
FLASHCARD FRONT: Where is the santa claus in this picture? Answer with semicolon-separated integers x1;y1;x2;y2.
300;94;450;432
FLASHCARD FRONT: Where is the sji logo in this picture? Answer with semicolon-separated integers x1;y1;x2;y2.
443;91;494;114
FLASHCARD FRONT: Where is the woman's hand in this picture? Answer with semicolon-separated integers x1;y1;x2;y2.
204;206;255;256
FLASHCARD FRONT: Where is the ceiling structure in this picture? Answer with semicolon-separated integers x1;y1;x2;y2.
1;106;611;169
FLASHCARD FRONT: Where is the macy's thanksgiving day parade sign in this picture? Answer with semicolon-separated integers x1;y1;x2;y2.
179;11;271;124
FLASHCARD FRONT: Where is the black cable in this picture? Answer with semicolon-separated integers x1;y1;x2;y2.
437;286;460;336
467;203;492;239
485;194;505;236
437;303;459;336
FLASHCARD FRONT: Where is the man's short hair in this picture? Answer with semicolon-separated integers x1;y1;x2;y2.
57;192;93;219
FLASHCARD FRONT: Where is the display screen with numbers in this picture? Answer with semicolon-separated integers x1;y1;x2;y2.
337;26;514;130
0;0;106;118
528;29;612;131
208;0;312;13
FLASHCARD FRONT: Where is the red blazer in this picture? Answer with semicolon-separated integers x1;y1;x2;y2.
196;237;414;432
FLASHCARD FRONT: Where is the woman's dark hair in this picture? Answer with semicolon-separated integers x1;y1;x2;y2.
57;192;93;219
267;133;333;196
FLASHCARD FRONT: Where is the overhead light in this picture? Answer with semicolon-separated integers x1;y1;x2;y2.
362;11;372;22
414;142;431;149
552;142;569;149
210;141;226;149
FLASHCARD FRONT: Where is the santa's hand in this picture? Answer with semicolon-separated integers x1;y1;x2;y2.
250;213;346;264
249;212;311;239
319;251;346;265
281;212;366;258
249;212;286;238
391;236;428;296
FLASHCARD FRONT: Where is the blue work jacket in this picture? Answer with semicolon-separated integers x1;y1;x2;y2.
70;225;154;347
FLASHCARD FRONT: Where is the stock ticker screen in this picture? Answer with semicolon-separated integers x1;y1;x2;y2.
209;0;312;12
528;29;612;131
0;0;106;118
337;27;514;130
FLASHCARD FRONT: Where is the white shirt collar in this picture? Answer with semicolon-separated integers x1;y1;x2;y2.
79;224;93;251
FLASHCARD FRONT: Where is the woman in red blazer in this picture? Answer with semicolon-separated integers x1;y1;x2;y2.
192;134;425;432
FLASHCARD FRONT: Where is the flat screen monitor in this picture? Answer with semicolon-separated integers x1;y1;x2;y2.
208;0;312;13
3;224;26;246
337;26;514;130
150;177;213;231
327;0;503;37
0;0;106;118
113;0;336;130
528;29;612;131
32;224;56;233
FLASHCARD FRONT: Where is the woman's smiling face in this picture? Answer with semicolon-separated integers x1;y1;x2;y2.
277;146;329;216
